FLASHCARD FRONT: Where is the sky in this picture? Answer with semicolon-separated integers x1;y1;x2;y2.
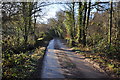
37;4;65;24
37;2;96;24
36;0;111;24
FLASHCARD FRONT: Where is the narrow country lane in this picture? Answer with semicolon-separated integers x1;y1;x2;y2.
41;38;108;78
41;39;65;78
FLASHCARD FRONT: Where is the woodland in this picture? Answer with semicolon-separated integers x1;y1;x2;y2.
1;1;120;78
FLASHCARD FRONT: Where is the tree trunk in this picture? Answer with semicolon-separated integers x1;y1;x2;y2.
72;2;75;46
82;2;87;46
22;3;28;45
73;2;75;38
86;1;91;27
78;2;83;43
86;1;91;45
108;1;113;47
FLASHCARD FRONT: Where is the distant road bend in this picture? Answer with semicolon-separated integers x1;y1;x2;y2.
41;38;108;78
